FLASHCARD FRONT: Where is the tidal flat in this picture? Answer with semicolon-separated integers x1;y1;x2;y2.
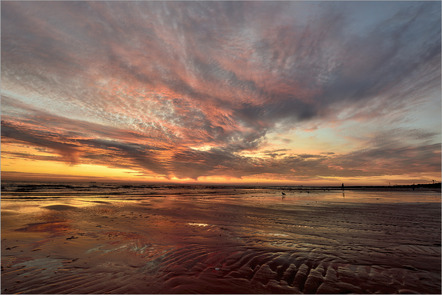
1;184;440;293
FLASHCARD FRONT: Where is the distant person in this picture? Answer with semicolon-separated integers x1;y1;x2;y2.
341;183;344;190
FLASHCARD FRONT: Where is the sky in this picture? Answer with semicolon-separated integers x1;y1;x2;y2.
1;1;441;185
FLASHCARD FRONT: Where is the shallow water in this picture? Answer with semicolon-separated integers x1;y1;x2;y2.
1;183;441;293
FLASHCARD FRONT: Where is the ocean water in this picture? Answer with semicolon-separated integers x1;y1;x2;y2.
1;181;440;203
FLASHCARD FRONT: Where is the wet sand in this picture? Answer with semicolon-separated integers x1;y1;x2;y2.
1;189;441;293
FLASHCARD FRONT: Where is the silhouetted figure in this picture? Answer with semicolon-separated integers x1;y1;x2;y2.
341;183;344;190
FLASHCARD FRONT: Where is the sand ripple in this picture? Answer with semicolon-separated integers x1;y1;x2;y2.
2;242;439;294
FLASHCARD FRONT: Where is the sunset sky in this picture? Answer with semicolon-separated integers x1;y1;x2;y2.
1;1;441;185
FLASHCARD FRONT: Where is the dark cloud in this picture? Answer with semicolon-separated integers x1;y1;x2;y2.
77;138;170;176
1;115;170;176
170;127;441;180
1;121;80;164
1;151;65;163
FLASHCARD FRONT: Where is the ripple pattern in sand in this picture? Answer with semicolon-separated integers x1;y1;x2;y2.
151;245;440;294
3;242;438;294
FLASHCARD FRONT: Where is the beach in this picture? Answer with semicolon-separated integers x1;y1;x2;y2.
1;183;441;293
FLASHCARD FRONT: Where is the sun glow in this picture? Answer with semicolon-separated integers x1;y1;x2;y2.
1;146;154;182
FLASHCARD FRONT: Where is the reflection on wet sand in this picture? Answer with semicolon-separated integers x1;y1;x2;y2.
1;189;441;293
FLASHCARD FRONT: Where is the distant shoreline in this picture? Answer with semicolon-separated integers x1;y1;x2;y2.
1;181;440;193
280;184;442;193
261;183;441;193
